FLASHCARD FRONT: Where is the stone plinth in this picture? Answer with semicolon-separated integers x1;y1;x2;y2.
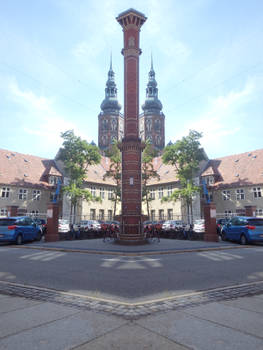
245;205;256;217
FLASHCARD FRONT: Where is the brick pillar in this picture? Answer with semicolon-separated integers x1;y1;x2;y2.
116;9;147;241
204;202;218;242
7;206;18;217
45;203;59;242
245;205;256;217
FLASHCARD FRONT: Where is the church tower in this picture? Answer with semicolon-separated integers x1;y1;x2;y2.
140;57;165;151
98;57;124;151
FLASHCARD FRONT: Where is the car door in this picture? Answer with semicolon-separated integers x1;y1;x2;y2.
229;217;240;241
24;217;35;240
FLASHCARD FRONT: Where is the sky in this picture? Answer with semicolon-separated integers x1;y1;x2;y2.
0;0;262;160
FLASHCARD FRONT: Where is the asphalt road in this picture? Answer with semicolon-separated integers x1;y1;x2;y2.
0;244;263;302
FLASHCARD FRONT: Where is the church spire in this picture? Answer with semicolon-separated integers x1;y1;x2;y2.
100;56;121;114
142;56;163;115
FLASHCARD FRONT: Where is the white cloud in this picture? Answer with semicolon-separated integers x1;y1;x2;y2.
8;80;92;150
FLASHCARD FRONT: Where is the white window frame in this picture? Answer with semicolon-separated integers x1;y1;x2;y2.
90;186;96;197
108;189;113;200
33;190;41;201
159;209;164;220
100;187;105;199
167;209;173;220
222;190;230;201
18;188;27;200
99;209;104;220
253;187;262;198
167;185;173;197
90;209;96;220
0;208;7;216
150;189;155;200
158;187;164;199
108;210;113;220
255;209;263;216
236;189;245;200
224;210;232;218
1;187;10;198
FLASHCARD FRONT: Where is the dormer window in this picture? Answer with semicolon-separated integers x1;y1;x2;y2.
204;176;214;185
49;176;60;185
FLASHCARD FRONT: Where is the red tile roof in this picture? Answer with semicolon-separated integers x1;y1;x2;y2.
0;149;62;189
201;149;263;189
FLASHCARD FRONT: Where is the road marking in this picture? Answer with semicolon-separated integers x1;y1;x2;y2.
197;251;244;261
101;257;163;269
20;251;66;261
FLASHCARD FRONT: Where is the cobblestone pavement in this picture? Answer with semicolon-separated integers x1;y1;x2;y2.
1;280;263;320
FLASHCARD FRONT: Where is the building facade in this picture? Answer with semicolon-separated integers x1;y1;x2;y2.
0;149;62;218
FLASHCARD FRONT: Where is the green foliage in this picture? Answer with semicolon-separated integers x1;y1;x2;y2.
142;141;160;217
103;140;122;216
162;130;205;217
59;130;101;184
58;130;101;220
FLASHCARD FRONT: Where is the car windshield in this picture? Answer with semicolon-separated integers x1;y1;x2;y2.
194;220;204;224
0;218;16;226
59;219;69;225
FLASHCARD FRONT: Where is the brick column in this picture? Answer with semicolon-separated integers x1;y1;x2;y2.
245;205;256;217
204;202;218;242
45;203;59;242
7;206;18;217
116;9;147;241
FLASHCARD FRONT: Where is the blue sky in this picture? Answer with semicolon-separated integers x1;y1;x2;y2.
0;0;262;159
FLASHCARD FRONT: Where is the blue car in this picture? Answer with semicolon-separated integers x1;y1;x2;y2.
0;216;42;245
221;216;263;245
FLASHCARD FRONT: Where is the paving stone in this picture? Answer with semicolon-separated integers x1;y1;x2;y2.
73;323;189;350
220;295;263;314
182;302;263;338
0;295;42;314
137;310;263;350
0;310;124;350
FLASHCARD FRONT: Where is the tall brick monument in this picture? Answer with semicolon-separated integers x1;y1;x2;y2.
116;9;147;242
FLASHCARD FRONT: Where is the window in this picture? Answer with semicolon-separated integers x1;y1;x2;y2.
224;210;232;218
33;190;41;201
222;190;230;201
90;209;96;220
90;186;96;197
99;209;104;220
159;209;164;220
108;210;113;220
167;209;173;220
18;189;27;200
150;210;155;221
256;209;263;217
108;189;114;199
158;187;164;199
100;187;105;199
31;210;39;216
1;187;10;198
253;187;262;198
167;186;173;197
0;208;7;216
149;189;155;200
49;176;60;185
236;189;245;200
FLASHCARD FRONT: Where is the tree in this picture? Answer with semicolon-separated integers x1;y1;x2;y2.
142;141;160;218
162;130;206;223
103;140;121;218
58;130;101;223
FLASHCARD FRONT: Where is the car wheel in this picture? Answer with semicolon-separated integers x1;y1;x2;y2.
240;234;248;245
16;234;23;245
221;231;226;241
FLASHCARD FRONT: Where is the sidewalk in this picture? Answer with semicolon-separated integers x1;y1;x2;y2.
14;237;246;256
1;288;263;349
1;239;263;349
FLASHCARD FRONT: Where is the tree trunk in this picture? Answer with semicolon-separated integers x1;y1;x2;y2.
146;190;150;218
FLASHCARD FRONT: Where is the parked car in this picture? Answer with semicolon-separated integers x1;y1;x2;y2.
162;220;185;232
58;219;70;233
221;216;263;244
0;216;42;244
216;218;229;235
73;220;101;233
33;218;47;235
193;219;205;233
